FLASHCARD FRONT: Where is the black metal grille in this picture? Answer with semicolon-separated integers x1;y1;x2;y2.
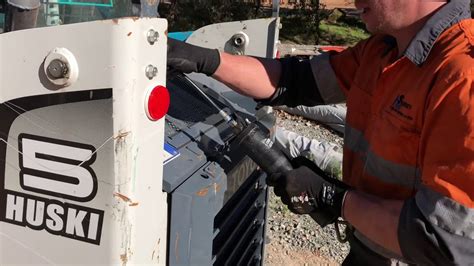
212;169;267;266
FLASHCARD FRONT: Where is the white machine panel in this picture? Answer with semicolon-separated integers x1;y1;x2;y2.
0;18;169;265
186;18;280;115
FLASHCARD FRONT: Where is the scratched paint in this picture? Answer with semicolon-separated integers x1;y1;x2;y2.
113;192;139;206
196;182;222;197
214;183;221;193
175;233;180;263
132;147;139;191
196;187;209;197
114;192;131;202
120;254;128;266
119;208;132;266
151;238;161;262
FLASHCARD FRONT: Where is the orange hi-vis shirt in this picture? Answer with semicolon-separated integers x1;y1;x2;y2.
330;20;474;208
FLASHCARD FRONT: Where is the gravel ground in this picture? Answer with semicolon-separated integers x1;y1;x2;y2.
264;109;349;265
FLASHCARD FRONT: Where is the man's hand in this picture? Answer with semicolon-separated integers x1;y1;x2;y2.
167;38;221;76
270;157;350;227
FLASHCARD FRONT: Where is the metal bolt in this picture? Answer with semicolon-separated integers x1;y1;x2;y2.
232;34;246;47
145;64;158;80
234;37;244;46
147;29;159;45
47;59;68;79
254;202;264;209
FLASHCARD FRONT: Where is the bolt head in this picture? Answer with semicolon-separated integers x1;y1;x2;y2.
147;30;159;45
47;59;68;79
234;37;244;46
145;65;158;80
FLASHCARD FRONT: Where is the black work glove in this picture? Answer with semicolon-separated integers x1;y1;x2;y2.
270;156;350;227
167;38;221;76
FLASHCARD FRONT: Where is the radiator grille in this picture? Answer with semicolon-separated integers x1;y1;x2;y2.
212;169;267;266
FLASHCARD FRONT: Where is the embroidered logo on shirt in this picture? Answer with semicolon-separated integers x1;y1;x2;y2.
391;95;413;121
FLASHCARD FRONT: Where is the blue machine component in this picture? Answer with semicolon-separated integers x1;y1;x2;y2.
163;143;180;165
163;75;269;265
56;0;113;7
168;31;193;42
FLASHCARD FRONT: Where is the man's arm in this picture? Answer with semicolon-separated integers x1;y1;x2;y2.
167;38;331;106
343;190;403;256
271;156;474;264
213;52;282;100
167;38;281;99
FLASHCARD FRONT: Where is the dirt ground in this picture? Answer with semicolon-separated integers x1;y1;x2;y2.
265;241;339;266
321;0;355;9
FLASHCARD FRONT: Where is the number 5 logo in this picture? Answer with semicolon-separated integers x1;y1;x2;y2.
18;134;98;202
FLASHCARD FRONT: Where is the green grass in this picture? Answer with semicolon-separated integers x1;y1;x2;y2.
319;21;370;46
280;19;369;46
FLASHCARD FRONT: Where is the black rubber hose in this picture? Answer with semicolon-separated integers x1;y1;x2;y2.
234;122;293;177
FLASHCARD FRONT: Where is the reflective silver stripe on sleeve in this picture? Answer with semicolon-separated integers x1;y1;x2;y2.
365;150;420;188
309;53;346;104
345;125;420;189
344;124;368;152
416;186;474;239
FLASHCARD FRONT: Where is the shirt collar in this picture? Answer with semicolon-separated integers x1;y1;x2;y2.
404;0;472;66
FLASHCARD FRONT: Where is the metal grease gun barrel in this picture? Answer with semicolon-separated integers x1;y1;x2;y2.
177;73;293;180
234;122;293;180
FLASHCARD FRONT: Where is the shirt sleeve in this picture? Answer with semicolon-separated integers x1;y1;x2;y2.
419;68;474;208
255;56;325;107
329;37;371;95
257;36;376;107
398;68;474;264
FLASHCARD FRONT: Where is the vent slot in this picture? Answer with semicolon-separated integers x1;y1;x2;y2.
212;170;267;265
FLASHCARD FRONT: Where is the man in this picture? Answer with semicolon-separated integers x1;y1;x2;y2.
167;0;474;264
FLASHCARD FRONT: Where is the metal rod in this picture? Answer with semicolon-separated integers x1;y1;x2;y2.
272;0;280;18
180;74;240;129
